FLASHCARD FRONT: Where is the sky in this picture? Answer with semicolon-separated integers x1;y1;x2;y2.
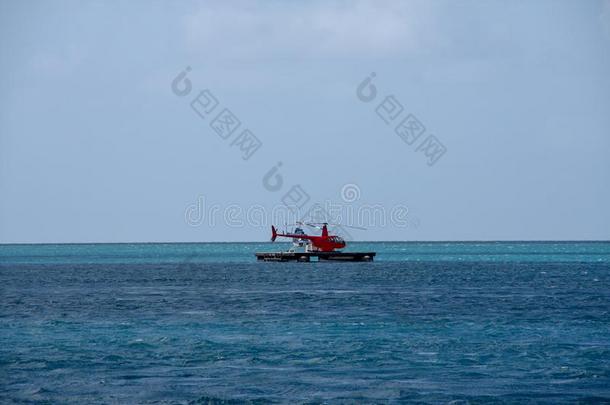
1;0;609;243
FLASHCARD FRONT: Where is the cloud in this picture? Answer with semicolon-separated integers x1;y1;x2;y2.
183;0;435;59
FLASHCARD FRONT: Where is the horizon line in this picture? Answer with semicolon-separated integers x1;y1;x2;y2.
1;239;610;246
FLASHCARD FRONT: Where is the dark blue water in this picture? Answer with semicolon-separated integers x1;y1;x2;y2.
1;242;609;403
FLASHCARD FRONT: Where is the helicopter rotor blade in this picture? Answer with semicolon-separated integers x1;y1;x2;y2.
301;222;323;230
301;221;367;231
331;223;367;231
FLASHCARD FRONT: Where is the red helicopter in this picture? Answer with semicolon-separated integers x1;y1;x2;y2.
270;222;364;252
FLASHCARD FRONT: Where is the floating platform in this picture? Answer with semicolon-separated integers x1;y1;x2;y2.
255;251;376;262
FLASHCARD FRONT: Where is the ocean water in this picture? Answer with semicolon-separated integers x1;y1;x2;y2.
1;242;609;403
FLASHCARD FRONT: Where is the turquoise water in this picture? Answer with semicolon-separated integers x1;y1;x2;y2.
2;241;610;265
1;242;609;403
